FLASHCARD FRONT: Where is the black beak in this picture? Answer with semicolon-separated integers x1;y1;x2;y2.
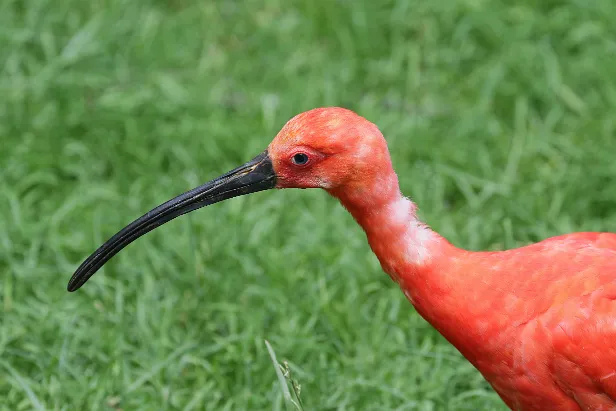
67;150;276;292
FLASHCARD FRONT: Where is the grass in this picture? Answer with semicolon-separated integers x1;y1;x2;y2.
1;0;616;409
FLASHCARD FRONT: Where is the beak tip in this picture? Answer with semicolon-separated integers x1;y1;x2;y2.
66;272;85;292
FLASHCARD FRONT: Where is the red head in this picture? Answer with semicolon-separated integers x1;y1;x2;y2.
269;107;400;209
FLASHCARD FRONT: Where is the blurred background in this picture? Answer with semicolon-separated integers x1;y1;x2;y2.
2;0;616;409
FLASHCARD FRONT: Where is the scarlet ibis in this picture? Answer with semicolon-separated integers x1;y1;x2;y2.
68;107;616;410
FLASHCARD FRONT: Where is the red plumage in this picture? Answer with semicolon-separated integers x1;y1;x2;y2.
406;233;616;410
271;108;616;410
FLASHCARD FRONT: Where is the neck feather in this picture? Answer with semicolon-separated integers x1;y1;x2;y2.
328;171;446;283
328;169;489;364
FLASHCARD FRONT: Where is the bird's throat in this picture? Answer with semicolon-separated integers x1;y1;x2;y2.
329;173;502;372
330;177;464;329
329;173;441;281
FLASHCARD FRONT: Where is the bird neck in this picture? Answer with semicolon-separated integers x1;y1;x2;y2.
330;173;509;371
329;173;467;335
329;172;452;279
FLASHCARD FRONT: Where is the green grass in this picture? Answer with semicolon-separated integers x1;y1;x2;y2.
2;0;616;409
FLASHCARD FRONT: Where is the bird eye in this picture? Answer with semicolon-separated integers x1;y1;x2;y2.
292;153;309;165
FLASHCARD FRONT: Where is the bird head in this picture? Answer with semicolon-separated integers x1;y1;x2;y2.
269;107;394;192
67;107;396;291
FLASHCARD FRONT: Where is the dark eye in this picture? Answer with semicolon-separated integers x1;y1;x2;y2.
292;153;309;165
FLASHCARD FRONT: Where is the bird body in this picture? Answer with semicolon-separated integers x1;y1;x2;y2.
329;138;616;410
69;107;616;410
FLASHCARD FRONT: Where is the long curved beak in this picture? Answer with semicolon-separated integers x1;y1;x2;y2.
67;150;276;292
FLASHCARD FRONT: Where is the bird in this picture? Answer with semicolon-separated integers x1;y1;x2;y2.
68;107;616;411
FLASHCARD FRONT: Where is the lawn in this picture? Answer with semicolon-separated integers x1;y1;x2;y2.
2;0;616;409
